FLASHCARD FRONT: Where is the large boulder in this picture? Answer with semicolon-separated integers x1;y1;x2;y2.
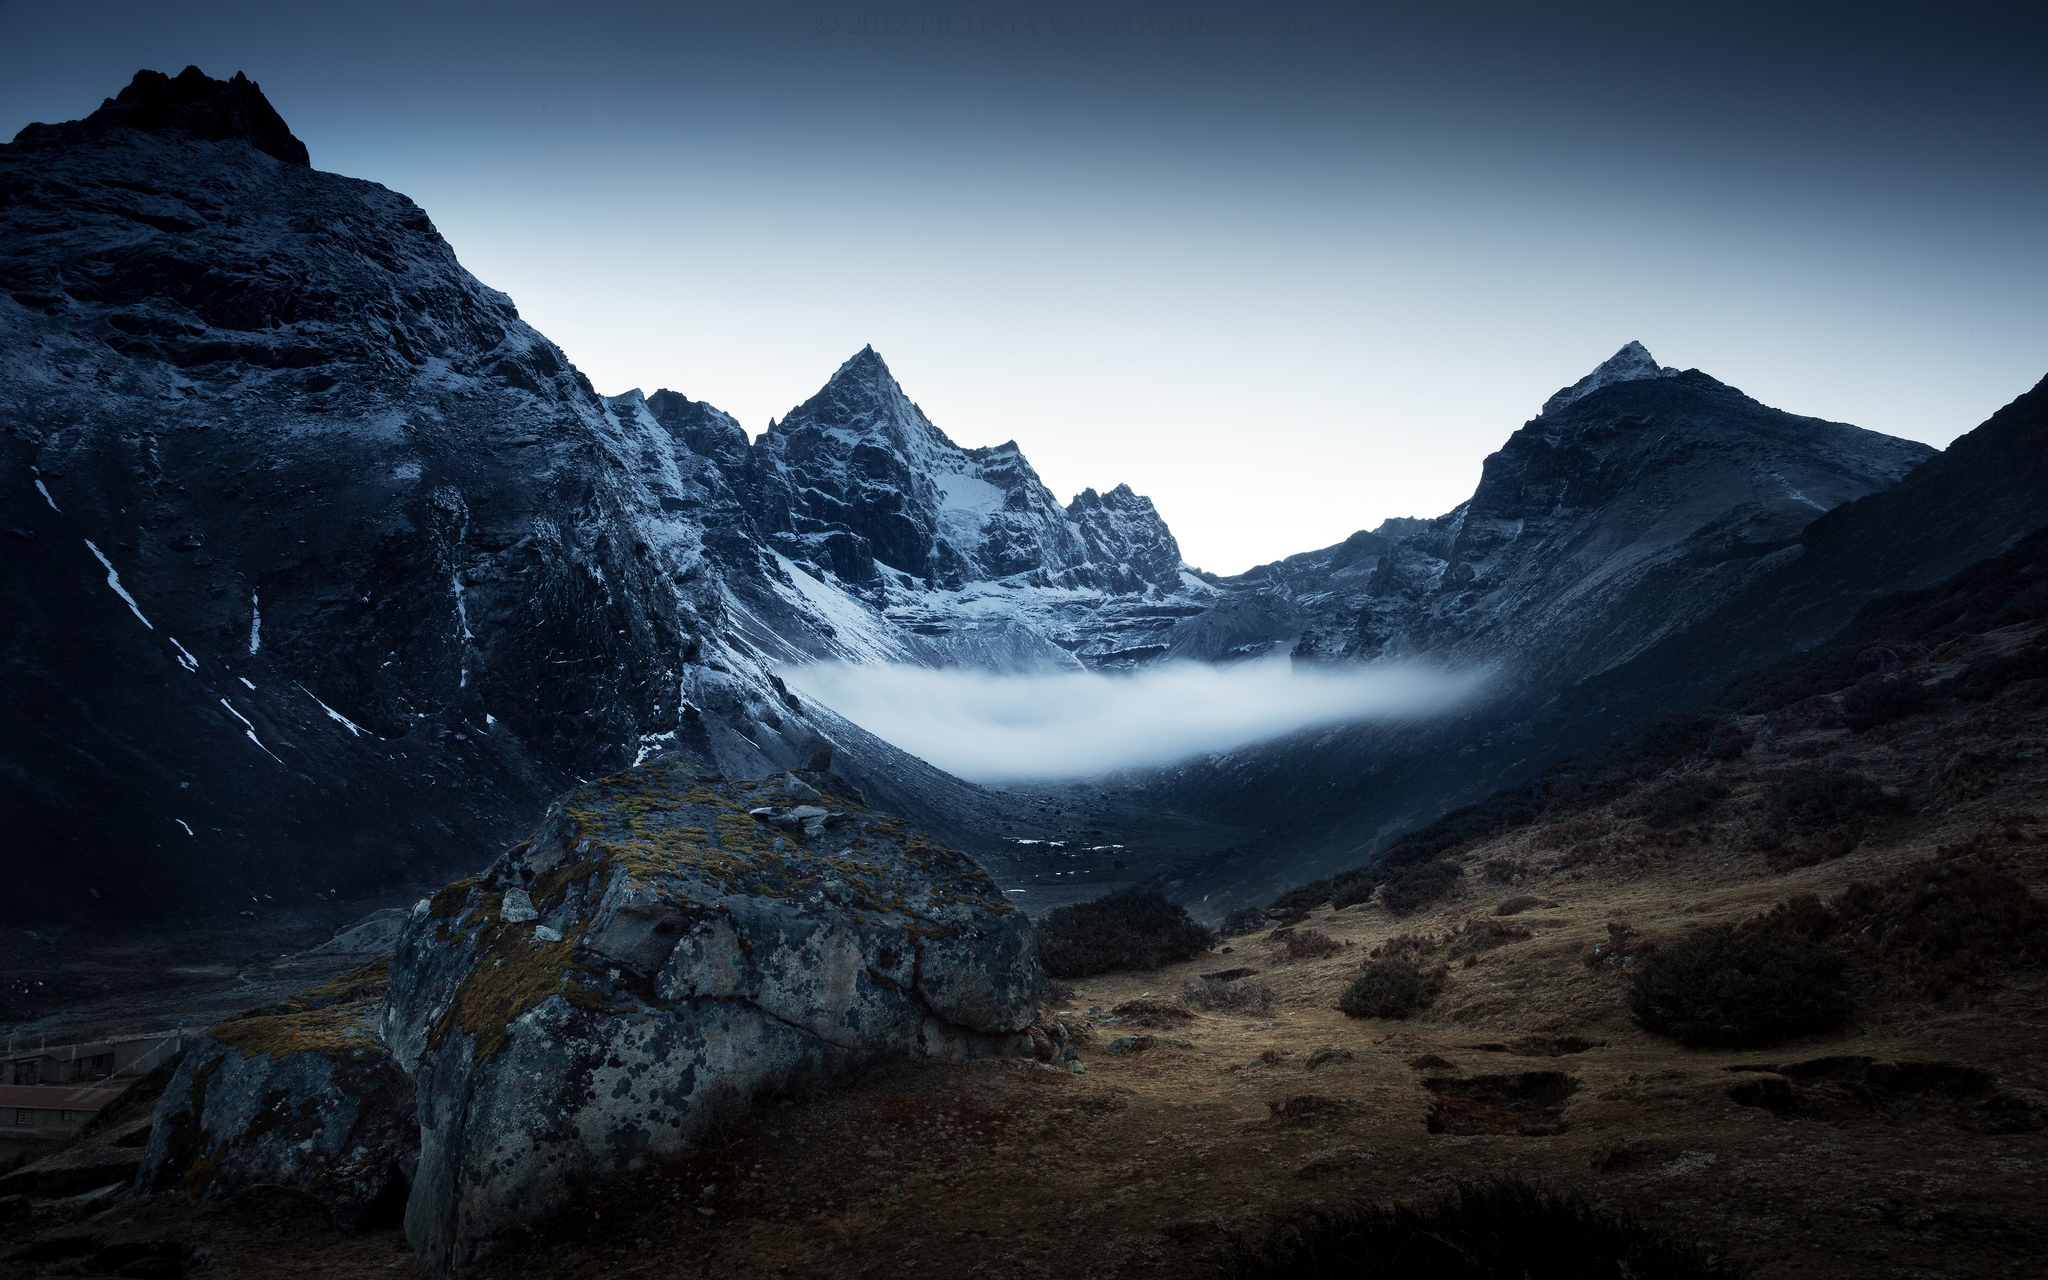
134;961;418;1228
382;757;1041;1275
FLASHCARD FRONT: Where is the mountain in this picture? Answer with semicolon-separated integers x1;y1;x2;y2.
0;69;1069;922
2;67;2021;930
682;345;1212;672
1265;360;1935;684
1113;370;2048;911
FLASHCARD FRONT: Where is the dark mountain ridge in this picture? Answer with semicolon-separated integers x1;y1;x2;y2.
0;70;1061;923
1123;371;2048;912
3;66;2033;933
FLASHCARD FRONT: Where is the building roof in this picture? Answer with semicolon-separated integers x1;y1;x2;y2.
0;1084;125;1110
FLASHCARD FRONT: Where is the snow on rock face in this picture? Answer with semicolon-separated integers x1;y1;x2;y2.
1066;483;1184;593
1539;340;1678;417
744;346;1091;589
638;344;1207;672
0;69;862;920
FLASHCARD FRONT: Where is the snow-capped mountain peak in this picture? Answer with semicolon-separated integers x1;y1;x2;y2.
1539;339;1679;417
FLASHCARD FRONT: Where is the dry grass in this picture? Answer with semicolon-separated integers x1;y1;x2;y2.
8;691;2047;1280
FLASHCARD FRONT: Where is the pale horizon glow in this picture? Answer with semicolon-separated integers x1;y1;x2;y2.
4;2;2043;573
781;656;1489;782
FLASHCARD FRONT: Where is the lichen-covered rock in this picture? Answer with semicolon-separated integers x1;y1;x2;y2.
383;757;1041;1275
135;961;417;1228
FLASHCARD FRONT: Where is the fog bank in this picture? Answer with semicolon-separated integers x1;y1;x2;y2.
781;656;1487;783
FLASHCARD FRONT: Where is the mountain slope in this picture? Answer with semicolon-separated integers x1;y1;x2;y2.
1121;370;2048;913
0;70;1013;922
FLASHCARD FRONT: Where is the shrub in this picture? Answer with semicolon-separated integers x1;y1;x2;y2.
1496;895;1541;916
1280;928;1344;960
1707;726;1755;760
1220;907;1269;937
1447;918;1530;958
1328;868;1380;909
1846;858;2048;987
1754;853;2048;996
1108;997;1193;1028
1235;1177;1745;1280
1180;976;1276;1015
1481;857;1529;882
1633;775;1731;828
1380;859;1461;915
1752;765;1908;863
1269;878;1333;919
1629;927;1852;1047
1036;888;1215;979
1768;765;1905;828
1838;672;1931;731
1339;958;1445;1019
1368;932;1440;962
1267;867;1380;917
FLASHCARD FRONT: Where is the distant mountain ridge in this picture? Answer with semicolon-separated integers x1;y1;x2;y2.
4;66;2036;928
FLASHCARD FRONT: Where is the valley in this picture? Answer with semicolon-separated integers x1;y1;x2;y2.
4;65;2046;1280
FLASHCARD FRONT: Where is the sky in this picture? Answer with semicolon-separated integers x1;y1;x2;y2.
4;1;2043;574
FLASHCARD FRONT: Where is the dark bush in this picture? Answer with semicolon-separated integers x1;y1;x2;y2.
1838;672;1932;731
1447;918;1530;958
1036;887;1215;979
1748;893;1835;942
1270;877;1334;918
1380;859;1461;915
1236;1177;1746;1280
1267;866;1380;916
1633;775;1730;828
1496;895;1542;916
1108;997;1193;1027
1370;932;1441;962
1328;868;1380;909
1221;907;1269;938
1181;976;1276;1014
1280;927;1345;960
1752;765;1908;863
1707;726;1755;760
1755;853;2048;996
1629;927;1852;1047
1338;958;1445;1019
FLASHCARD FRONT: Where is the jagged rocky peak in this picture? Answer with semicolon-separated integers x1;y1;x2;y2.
11;65;309;167
645;387;749;466
0;70;850;918
1066;483;1185;592
745;346;1097;590
1539;340;1679;417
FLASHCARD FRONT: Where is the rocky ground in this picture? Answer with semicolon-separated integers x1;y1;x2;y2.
5;679;2044;1278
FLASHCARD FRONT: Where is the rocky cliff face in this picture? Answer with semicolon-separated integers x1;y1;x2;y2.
1115;371;2048;913
682;346;1207;672
0;67;1989;928
0;70;966;922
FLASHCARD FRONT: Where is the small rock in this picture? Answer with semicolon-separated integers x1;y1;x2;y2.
533;925;562;943
499;888;538;924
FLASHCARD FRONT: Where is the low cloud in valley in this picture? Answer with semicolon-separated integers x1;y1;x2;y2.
782;656;1488;782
